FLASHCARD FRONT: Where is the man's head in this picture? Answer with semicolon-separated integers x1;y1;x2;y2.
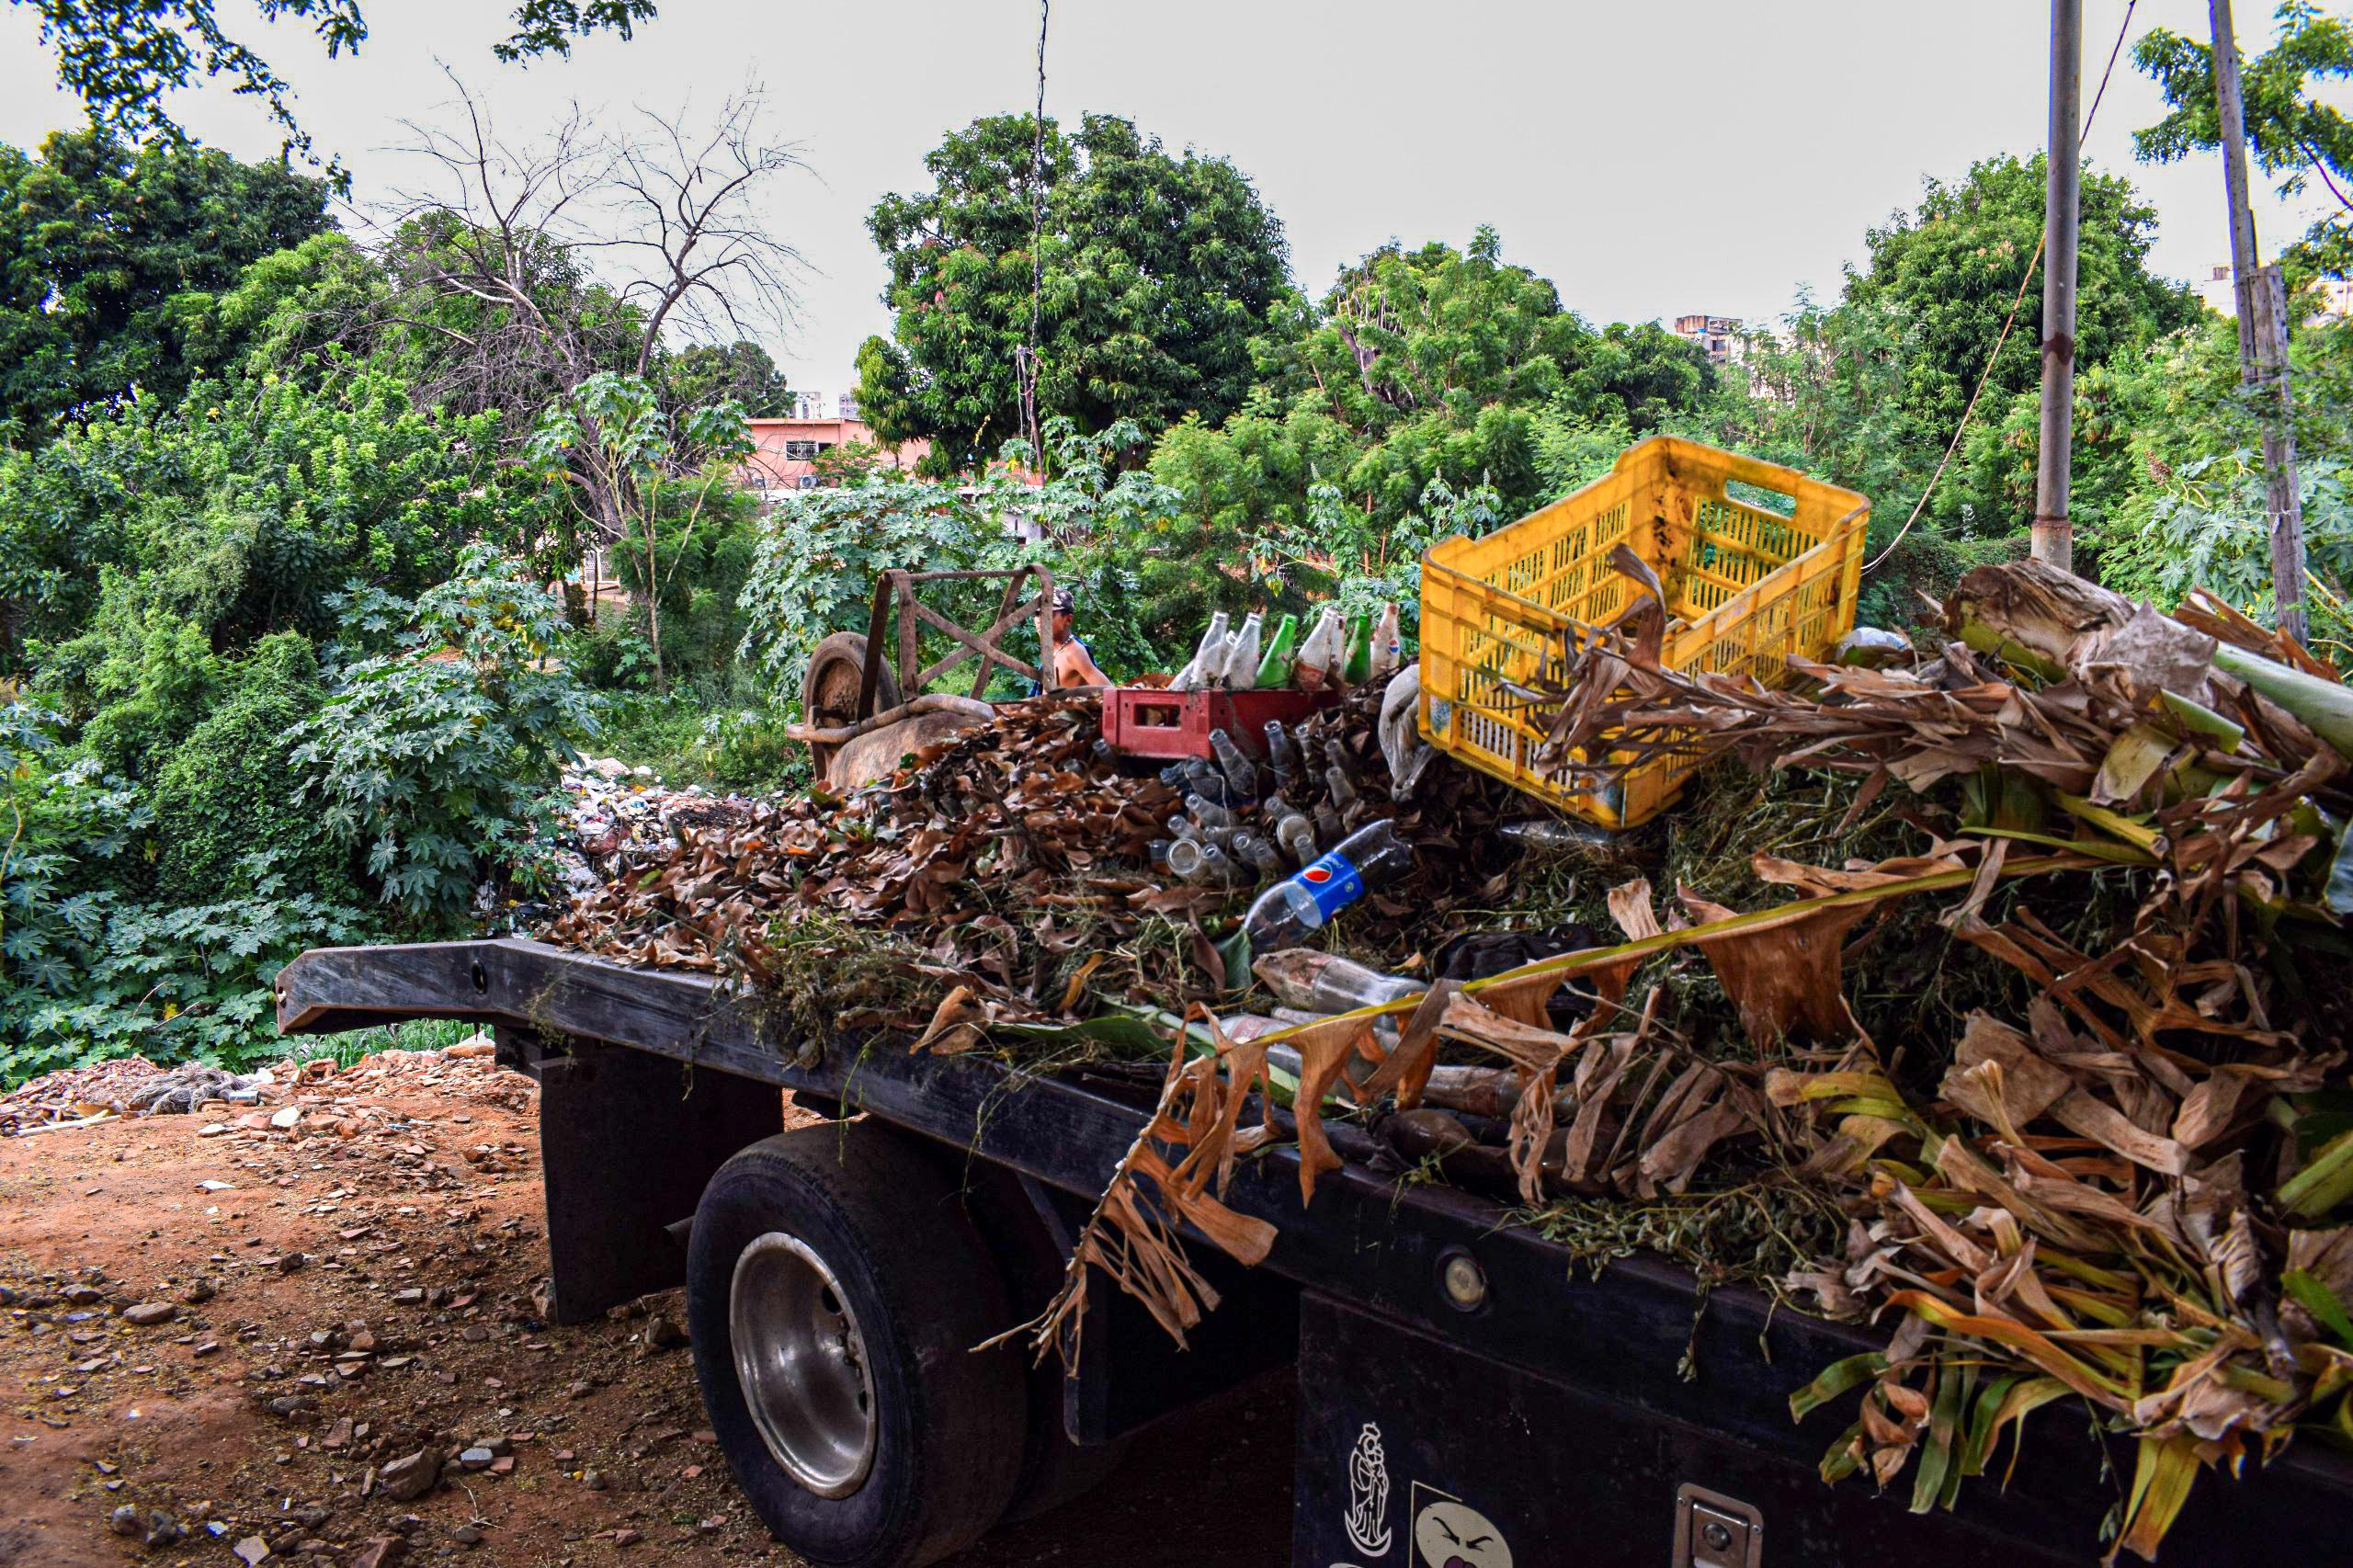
1051;586;1075;640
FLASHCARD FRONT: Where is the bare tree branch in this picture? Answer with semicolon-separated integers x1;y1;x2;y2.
358;69;809;570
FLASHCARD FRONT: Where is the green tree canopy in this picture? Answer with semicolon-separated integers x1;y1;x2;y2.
2134;1;2353;276
1140;228;1715;601
1841;153;2198;452
857;112;1289;469
0;128;330;439
659;340;789;418
16;0;658;174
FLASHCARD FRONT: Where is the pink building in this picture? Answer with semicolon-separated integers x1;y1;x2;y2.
741;392;928;493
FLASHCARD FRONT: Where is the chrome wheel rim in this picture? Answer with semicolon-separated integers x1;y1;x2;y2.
729;1231;877;1496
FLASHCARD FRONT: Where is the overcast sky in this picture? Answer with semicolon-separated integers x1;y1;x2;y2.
3;0;2344;401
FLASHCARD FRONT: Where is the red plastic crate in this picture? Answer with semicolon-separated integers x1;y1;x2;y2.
1100;687;1340;761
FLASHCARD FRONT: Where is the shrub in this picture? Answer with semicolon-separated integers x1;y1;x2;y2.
4;852;374;1088
292;547;599;922
597;693;811;795
151;632;358;905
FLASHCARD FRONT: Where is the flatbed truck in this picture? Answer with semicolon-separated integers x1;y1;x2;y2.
276;937;2353;1568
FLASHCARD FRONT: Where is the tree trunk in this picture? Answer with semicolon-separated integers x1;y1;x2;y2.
642;514;665;691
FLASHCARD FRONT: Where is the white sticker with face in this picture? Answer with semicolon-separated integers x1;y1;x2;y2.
1412;1496;1512;1568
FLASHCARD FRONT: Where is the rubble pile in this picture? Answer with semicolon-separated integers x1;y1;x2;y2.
0;1055;169;1131
553;756;760;901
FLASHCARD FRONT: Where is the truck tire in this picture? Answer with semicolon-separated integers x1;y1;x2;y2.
686;1125;1026;1568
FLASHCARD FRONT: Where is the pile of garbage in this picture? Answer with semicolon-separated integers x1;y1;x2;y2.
546;675;1543;1040
553;756;759;900
1025;561;2353;1561
550;696;1201;1034
537;560;2353;1558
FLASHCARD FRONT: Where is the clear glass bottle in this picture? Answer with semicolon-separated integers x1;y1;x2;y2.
1208;727;1259;799
1223;613;1263;691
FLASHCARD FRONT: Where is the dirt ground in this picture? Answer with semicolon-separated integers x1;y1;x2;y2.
0;1048;1290;1567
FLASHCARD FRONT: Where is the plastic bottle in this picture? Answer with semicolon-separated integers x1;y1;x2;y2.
1342;611;1373;686
1208;727;1259;799
1263;722;1301;790
1254;615;1300;688
1253;949;1423;1013
1238;819;1413;951
1377;666;1431;795
1369;602;1403;680
1223;614;1263;692
1499;818;1617;851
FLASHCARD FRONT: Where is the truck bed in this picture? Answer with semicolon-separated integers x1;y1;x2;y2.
277;937;2353;1564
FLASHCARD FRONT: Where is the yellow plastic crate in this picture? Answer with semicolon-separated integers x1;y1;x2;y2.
1417;436;1870;828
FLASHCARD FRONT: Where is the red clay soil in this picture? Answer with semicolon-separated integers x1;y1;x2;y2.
0;1049;1290;1567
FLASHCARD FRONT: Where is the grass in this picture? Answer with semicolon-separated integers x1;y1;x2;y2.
283;1016;479;1070
597;689;812;794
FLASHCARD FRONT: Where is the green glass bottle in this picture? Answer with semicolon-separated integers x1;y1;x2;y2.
1342;611;1373;685
1254;613;1300;687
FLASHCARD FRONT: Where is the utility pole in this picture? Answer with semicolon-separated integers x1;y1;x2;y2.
2032;0;2082;573
2208;0;2309;645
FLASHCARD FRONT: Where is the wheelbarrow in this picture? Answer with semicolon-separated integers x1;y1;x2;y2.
787;566;1058;790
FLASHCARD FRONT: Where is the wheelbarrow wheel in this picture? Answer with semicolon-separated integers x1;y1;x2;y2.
801;632;900;787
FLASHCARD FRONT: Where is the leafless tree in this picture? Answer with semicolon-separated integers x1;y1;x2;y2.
372;71;807;573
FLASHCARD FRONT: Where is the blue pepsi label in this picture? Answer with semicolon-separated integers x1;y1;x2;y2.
1296;850;1365;923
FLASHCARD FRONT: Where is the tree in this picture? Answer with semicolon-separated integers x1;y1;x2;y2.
15;0;659;176
858;113;1289;469
1841;153;2198;454
292;545;600;919
738;419;1182;684
0;363;528;663
0;128;329;439
660;340;788;417
526;370;752;687
2135;1;2353;276
382;80;802;578
1142;229;1714;586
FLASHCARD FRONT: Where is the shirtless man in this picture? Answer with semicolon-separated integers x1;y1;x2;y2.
1047;586;1111;688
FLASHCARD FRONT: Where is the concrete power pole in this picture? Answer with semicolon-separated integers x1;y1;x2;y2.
2208;0;2309;645
2033;0;2082;573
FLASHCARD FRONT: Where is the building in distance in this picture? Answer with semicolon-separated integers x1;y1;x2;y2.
1671;313;1742;368
742;389;930;493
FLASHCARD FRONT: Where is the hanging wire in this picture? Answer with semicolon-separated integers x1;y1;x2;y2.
1862;0;2138;576
1016;0;1050;472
